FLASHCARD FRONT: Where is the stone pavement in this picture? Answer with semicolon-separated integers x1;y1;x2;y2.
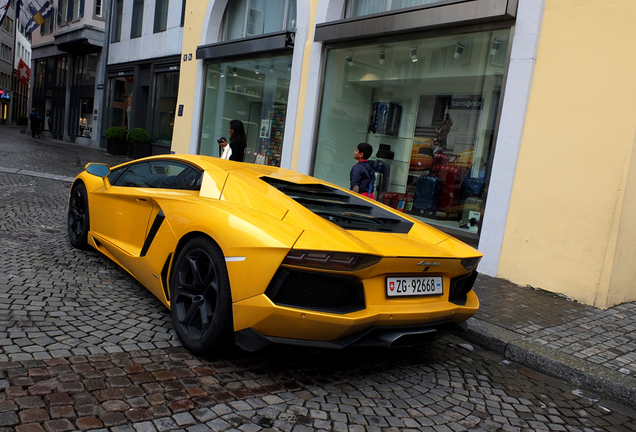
2;125;636;431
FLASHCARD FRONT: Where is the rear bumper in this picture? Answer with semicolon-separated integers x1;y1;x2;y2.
235;320;467;352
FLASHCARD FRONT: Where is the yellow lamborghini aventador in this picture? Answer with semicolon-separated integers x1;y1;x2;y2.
67;155;481;354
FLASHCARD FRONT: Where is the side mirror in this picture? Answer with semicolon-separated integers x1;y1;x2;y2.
86;163;111;178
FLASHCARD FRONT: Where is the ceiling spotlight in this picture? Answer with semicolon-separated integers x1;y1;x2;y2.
410;48;418;63
379;51;385;65
453;43;465;59
255;65;260;74
346;55;354;67
232;67;237;76
490;39;501;56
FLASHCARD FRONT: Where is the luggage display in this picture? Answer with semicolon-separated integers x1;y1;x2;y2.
461;166;486;199
413;176;441;213
368;159;390;198
459;197;483;228
438;165;464;213
368;102;402;136
431;153;450;173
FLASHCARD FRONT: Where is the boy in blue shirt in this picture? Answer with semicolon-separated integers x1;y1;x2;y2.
350;142;375;198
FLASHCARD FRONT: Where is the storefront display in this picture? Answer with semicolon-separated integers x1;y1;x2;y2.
313;28;509;235
199;56;291;167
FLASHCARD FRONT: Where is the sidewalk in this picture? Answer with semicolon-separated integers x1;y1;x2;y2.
2;124;636;409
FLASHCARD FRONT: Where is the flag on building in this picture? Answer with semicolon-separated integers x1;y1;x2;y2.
25;0;54;35
0;0;10;28
18;59;30;86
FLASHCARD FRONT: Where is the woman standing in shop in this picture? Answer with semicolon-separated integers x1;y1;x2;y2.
218;119;247;162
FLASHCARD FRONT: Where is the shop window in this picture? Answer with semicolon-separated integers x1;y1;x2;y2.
221;0;296;41
154;0;168;33
347;0;458;18
199;55;291;166
108;76;134;130
313;29;510;236
131;0;144;38
152;71;179;145
56;57;67;87
70;99;93;137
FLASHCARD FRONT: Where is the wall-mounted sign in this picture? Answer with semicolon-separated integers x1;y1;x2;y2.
96;84;104;90
449;96;483;110
178;105;184;116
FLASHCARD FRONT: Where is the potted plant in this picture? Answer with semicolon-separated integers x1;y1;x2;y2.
105;126;128;155
18;117;28;134
127;128;152;159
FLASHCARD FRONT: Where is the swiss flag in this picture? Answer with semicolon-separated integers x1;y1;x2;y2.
18;59;31;86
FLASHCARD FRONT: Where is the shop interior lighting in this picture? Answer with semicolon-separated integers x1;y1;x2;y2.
490;39;501;56
232;67;237;76
346;55;354;67
255;65;260;74
453;43;465;59
410;48;418;63
379;51;385;65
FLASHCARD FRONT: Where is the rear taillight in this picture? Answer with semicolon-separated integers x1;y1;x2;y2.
282;250;381;271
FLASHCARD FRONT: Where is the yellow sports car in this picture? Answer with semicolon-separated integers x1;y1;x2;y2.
67;155;481;354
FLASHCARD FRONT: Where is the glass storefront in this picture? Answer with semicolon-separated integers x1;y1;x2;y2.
70;54;98;137
107;75;134;130
313;28;510;234
152;71;179;145
199;55;291;166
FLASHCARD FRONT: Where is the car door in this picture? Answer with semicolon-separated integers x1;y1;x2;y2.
90;161;158;257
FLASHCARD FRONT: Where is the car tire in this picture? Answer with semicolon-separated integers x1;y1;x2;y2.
68;183;90;249
170;237;233;355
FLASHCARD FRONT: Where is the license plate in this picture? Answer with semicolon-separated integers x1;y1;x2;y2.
387;276;443;297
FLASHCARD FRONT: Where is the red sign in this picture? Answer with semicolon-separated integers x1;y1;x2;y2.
18;59;31;86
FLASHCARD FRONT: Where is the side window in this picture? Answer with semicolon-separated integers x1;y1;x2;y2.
110;160;201;190
107;165;129;185
166;167;202;191
112;162;152;187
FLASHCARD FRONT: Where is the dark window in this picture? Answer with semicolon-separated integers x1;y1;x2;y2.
111;161;201;190
154;0;168;33
111;0;123;42
131;0;144;38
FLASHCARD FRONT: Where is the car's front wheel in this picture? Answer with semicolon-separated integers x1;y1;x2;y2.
170;237;232;354
68;183;90;249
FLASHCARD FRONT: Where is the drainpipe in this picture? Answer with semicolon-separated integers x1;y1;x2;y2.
97;0;113;149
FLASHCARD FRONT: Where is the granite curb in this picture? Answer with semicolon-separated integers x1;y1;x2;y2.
466;318;636;410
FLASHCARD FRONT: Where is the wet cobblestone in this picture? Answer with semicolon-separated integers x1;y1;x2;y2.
1;126;636;430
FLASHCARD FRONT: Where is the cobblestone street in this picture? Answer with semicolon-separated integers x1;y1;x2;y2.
1;129;636;431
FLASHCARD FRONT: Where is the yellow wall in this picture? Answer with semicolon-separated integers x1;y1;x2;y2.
499;0;636;308
170;0;209;155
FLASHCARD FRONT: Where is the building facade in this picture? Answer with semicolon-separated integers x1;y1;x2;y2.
0;0;15;124
169;0;636;310
12;18;32;124
102;0;184;155
30;0;106;145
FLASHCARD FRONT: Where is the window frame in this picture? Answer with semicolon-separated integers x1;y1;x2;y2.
131;0;144;38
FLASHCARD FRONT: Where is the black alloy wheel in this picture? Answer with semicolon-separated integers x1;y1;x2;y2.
170;237;232;354
68;183;90;249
